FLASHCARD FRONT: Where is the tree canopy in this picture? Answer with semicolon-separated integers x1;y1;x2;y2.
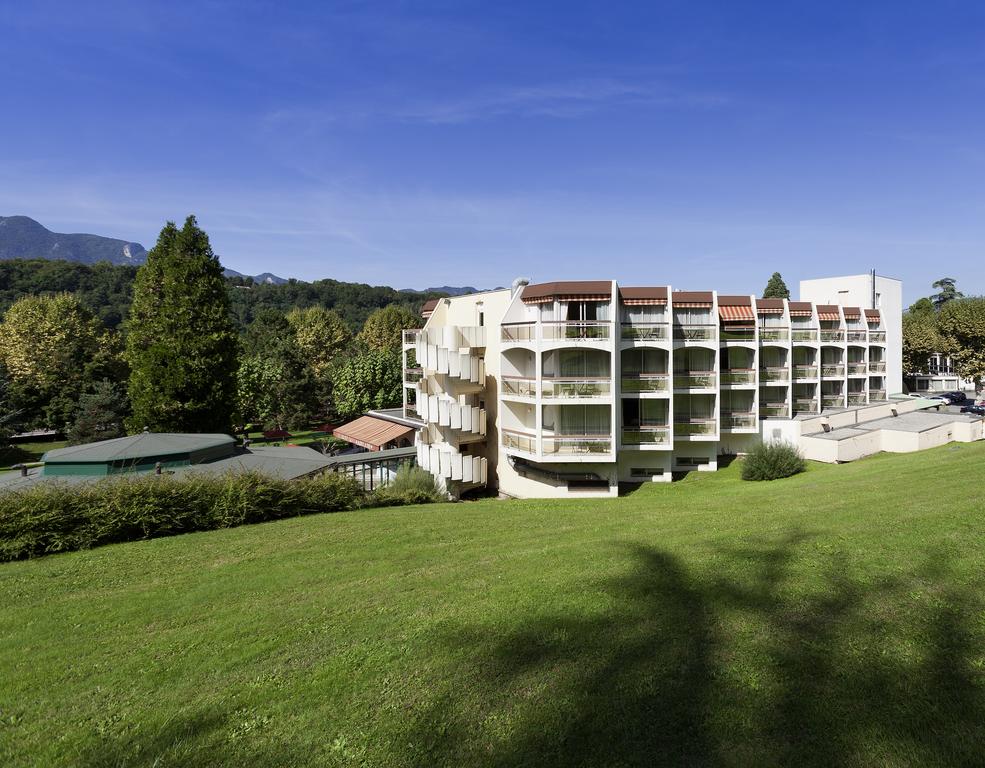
331;348;403;420
357;305;421;351
930;278;963;311
937;298;985;389
762;272;790;299
125;217;239;434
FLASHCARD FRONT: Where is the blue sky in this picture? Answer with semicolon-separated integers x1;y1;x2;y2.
2;0;984;302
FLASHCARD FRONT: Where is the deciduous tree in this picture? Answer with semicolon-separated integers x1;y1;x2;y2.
125;217;239;434
331;348;403;420
357;305;420;351
937;298;985;391
286;306;353;378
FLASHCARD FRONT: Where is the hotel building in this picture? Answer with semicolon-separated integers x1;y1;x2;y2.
402;274;903;498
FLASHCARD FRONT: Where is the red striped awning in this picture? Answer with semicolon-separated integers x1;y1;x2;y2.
523;294;610;303
719;304;755;321
623;298;667;306
674;301;712;308
818;311;840;321
757;307;785;315
788;301;813;317
842;307;861;319
864;309;881;320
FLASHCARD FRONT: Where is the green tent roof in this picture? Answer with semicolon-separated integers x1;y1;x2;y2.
42;433;235;463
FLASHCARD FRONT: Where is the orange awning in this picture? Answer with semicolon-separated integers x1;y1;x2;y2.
333;416;414;451
818;310;840;321
718;304;755;321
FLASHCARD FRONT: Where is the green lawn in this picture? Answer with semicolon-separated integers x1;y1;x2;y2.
3;444;985;767
0;440;67;471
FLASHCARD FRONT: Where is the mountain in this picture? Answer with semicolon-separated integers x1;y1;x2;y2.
400;285;480;296
0;215;147;266
223;268;288;285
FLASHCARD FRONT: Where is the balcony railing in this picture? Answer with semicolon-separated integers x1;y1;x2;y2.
501;323;535;343
720;328;756;342
758;328;789;342
793;365;818;379
721;369;756;385
847;393;867;406
673;324;716;341
791;329;819;342
722;411;758;429
542;435;613;455
760;367;790;382
868;389;887;400
402;329;421;346
543;321;611;341
500;377;536;398
820;330;845;342
869;330;887;343
621;425;671;446
868;361;886;373
759;404;789;417
404;367;423;384
502;430;537;453
821;364;845;376
621;374;670;393
847;362;867;375
542;378;611;399
674;419;717;436
822;395;845;408
673;372;716;389
846;330;868;342
621;323;669;341
793;398;819;413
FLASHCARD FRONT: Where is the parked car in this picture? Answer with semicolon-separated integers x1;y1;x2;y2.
944;391;968;404
960;404;985;416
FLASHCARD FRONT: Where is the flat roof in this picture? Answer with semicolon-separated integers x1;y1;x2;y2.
43;433;235;463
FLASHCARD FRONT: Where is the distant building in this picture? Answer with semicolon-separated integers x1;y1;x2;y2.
906;353;976;394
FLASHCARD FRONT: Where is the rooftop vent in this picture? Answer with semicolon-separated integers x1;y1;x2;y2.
511;276;530;298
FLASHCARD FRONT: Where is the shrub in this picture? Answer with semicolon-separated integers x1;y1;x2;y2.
371;465;445;507
741;442;806;481
0;470;363;562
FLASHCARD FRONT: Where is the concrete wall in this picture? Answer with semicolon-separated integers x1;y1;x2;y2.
799;273;903;394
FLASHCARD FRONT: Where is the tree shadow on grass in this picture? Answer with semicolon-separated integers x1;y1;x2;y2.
403;534;985;767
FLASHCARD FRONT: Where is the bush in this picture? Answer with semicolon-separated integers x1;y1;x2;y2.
0;470;363;562
371;465;445;506
741;442;806;481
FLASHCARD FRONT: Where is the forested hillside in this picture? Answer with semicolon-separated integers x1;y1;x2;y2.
0;259;440;331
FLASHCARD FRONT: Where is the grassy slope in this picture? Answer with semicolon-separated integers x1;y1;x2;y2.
2;444;985;767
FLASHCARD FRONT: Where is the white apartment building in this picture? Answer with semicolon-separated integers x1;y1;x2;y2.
402;274;902;499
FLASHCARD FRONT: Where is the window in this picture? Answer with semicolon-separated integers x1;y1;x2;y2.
631;467;664;478
478;311;484;327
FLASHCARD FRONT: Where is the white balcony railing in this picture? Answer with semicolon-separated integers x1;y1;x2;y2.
621;323;669;341
543;321;611;342
542;378;611;399
621;426;671;446
621;373;670;393
542;435;613;455
500;377;536;398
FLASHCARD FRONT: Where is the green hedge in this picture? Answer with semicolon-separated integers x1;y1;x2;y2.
0;471;363;562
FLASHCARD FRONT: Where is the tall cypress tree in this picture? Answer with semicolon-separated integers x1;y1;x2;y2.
125;216;238;433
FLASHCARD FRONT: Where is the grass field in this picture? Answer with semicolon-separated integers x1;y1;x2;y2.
3;443;985;767
0;440;67;471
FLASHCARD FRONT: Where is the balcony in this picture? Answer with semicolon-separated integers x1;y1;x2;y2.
758;328;789;343
759;403;790;417
792;365;818;379
621;425;671;446
500;377;536;398
821;364;845;376
869;330;887;343
673;372;716;389
621;323;669;341
501;323;535;343
674;419;717;437
721;369;756;386
868;389;887;400
542;378;611;399
543;435;613;455
793;398;819;414
502;429;537;454
847;362;867;376
621;373;670;394
720;328;756;342
543;321;611;342
791;329;819;342
820;330;845;342
722;411;758;430
759;367;790;383
404;367;423;384
402;329;420;347
847;393;867;406
673;324;716;342
846;330;868;342
822;394;845;408
868;361;886;373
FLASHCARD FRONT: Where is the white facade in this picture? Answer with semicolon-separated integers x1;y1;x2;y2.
799;273;903;395
404;275;903;499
